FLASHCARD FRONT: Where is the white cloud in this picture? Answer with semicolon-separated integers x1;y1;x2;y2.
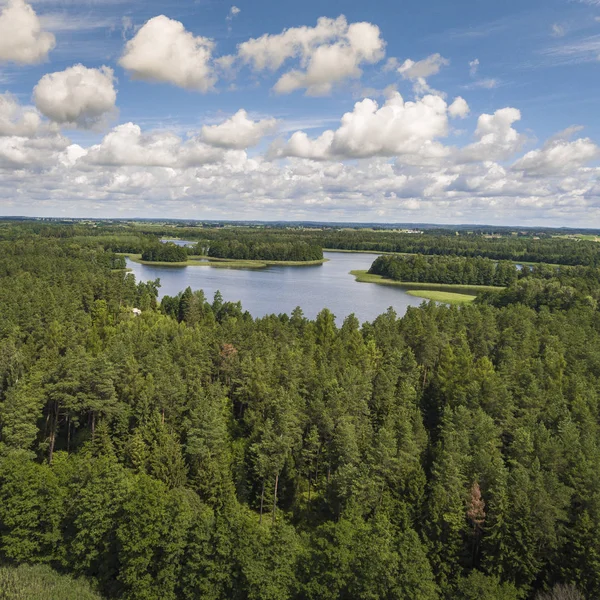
80;122;247;168
469;58;480;77
464;78;500;90
461;107;525;162
448;96;470;118
0;92;66;168
121;15;133;40
0;0;55;64
383;57;399;72
542;34;600;65
0;133;68;168
0;92;42;137
238;16;385;95
276;92;462;160
398;53;449;79
226;6;240;33
39;13;116;33
119;15;217;92
3;134;600;226
513;137;599;176
397;53;449;97
552;23;566;38
33;64;117;129
201;110;278;149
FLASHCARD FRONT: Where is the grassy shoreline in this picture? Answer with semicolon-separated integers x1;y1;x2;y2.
350;270;503;305
350;270;501;292
120;254;327;269
406;290;477;304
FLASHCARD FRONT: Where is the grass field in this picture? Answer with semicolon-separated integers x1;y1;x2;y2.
555;234;600;242
406;290;477;305
350;270;502;294
121;254;327;269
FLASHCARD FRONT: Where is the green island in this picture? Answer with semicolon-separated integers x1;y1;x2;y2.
350;270;500;304
123;253;327;269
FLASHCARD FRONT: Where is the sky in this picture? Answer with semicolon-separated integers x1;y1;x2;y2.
0;0;599;226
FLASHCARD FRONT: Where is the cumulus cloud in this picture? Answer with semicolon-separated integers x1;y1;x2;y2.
448;97;469;119
0;92;42;137
0;133;69;168
238;16;385;95
513;136;599;176
276;92;468;160
461;108;525;161
119;15;217;92
33;65;117;129
0;92;66;169
0;0;55;64
201;110;278;149
80;122;248;168
3;132;600;226
397;53;449;96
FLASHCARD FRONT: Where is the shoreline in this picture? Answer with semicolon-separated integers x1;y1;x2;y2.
121;253;328;269
350;270;503;305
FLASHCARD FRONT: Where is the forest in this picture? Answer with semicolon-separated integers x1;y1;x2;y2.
141;243;189;263
4;221;600;267
0;222;600;599
368;254;520;287
205;239;324;262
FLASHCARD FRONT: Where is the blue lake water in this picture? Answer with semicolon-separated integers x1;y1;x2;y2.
127;251;424;324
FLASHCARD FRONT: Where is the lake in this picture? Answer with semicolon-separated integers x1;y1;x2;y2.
126;251;424;324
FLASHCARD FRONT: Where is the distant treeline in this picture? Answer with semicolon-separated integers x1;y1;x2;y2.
314;232;599;266
206;240;323;262
141;243;188;263
3;222;599;267
369;254;519;287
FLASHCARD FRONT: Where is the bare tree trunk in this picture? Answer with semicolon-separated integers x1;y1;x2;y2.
67;414;71;453
259;480;265;524
48;401;59;464
272;473;279;524
308;476;312;503
91;411;96;440
315;445;321;484
48;429;56;464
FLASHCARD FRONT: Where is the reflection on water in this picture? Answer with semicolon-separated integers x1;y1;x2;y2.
127;251;424;324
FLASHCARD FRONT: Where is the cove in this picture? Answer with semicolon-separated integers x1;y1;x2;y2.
126;251;424;324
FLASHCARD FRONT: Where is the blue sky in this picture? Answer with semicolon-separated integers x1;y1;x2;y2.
0;0;599;226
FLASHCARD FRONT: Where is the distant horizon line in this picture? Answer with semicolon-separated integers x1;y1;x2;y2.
1;215;599;233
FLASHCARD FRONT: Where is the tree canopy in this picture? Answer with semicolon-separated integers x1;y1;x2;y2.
0;221;597;600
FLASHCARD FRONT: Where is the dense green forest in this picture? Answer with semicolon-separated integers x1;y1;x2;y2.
1;223;600;599
369;254;520;287
141;243;189;263
205;240;323;262
2;221;599;267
